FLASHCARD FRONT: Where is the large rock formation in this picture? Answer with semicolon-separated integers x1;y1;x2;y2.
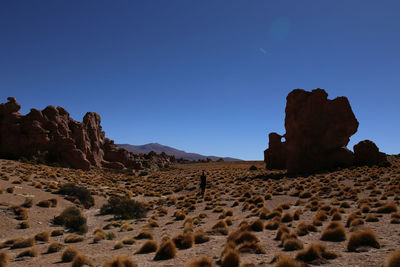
264;89;388;173
0;97;174;170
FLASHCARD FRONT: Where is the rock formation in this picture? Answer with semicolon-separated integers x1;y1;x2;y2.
354;140;389;167
264;132;286;170
264;89;389;173
0;97;174;170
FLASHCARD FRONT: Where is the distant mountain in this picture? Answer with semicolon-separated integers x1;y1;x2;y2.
117;143;241;162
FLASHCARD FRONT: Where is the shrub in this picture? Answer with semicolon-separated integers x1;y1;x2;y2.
17;248;38;258
237;241;266;254
47;242;64;253
154;240;177;260
283;238;304;251
53;206;88;233
296;243;338;263
385;251;400;267
194;230;210;244
320;222;346;242
122;237;136;245
114;241;123;249
184;256;214;267
22;198;33;208
135;240;158;254
347;229;380;252
100;197;147;220
221;249;240;267
19;221;29;229
173;233;194;249
211;220;229;235
0;252;8;267
37;200;52;207
275;225;290;241
249;219;264;232
11;237;35;249
377;202;398;214
65;234;85;243
273;255;301;267
58;183;94;208
103;255;137;267
106;232;116;240
35;231;50;242
51;229;64;236
249;165;258;171
72;253;93;267
61;246;78;262
93;231;106;243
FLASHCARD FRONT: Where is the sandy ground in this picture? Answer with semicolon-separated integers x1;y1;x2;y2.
0;157;400;266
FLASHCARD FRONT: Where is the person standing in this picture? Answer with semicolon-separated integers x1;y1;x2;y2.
200;171;206;197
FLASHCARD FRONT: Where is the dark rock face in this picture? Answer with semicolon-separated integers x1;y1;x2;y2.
264;132;286;170
0;97;173;170
284;89;359;173
354;140;389;167
265;89;388;174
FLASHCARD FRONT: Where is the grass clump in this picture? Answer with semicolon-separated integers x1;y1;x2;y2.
0;252;8;267
103;255;137;267
184;256;214;267
385;251;400;267
65;234;85;243
154;240;177;260
221;248;240;267
296;243;338;264
173;233;194;249
11;237;35;249
194;230;210;244
53;206;88;233
58;183;94;208
347;229;380;252
61;246;78;262
320;222;346;242
17;248;38;258
273;255;301;267
35;231;50;242
100;197;147;220
71;253;93;267
135;240;158;254
47;242;64;253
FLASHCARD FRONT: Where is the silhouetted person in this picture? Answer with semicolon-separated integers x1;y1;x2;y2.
200;171;206;197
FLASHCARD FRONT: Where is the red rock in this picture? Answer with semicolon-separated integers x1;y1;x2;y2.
264;132;286;170
354;140;389;167
0;97;173;170
265;89;359;174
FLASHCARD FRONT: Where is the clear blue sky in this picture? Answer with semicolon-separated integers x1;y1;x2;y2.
1;1;399;160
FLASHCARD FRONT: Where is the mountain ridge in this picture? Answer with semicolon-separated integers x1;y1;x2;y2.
117;143;241;162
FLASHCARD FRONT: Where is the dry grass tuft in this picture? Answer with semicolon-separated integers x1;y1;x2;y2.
0;252;8;267
194;230;210;244
377;202;398;214
296;243;338;263
154;240;177;260
103;255;137;267
61;246;79;262
47;242;64;253
320;222;346;242
237;241;266;254
71;253;93;267
347;229;380;252
384;251;400;267
65;234;85;243
17;248;38;258
172;233;194;249
273;255;301;267
135;240;158;254
184;256;214;267
11;237;35;249
249;219;264;232
221;248;240;267
283;238;304;251
35;231;50;242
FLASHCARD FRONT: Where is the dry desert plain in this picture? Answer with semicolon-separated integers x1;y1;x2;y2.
1;157;400;267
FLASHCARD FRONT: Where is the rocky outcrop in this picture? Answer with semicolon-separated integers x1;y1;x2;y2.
0;97;174;170
354;140;389;167
264;132;286;170
264;89;388;174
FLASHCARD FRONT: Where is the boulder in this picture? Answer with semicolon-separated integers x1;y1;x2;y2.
354;140;389;167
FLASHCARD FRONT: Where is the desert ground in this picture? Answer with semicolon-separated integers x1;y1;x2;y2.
1;157;400;267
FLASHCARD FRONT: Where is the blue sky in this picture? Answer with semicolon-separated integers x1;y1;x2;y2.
1;1;399;160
